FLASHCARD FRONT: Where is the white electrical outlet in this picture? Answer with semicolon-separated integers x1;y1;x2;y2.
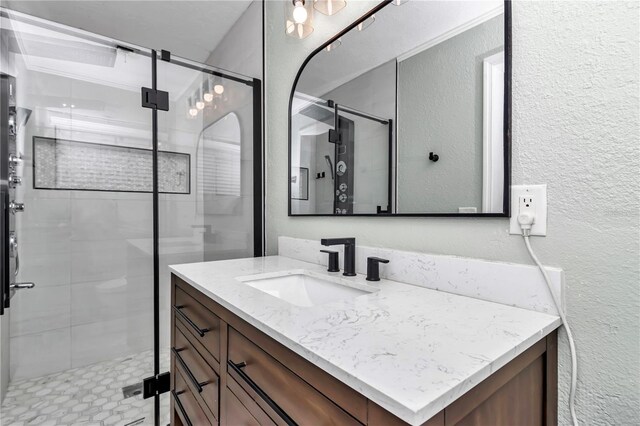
509;185;547;236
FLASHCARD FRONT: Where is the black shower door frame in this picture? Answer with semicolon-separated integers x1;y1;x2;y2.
145;49;264;425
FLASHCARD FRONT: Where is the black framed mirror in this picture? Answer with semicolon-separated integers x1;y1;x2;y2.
289;0;511;217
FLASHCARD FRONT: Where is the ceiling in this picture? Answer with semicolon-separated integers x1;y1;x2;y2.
1;0;253;63
296;0;503;97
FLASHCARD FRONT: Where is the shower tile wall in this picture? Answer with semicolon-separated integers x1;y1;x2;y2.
9;72;204;381
11;190;157;380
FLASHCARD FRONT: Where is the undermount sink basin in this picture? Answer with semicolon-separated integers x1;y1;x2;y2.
236;270;377;307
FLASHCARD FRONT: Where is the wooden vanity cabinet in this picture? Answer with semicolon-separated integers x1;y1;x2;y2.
171;274;558;426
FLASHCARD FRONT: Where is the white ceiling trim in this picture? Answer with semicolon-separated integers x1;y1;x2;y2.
397;4;504;62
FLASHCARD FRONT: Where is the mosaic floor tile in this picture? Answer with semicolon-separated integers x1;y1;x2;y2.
1;350;170;426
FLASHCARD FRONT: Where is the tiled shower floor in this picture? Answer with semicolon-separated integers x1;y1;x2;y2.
0;350;170;426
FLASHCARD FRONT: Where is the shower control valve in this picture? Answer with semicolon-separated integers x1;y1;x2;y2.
9;201;25;214
8;153;22;168
8;232;17;257
8;174;21;188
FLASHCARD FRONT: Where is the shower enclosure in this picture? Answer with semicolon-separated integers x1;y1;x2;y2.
0;8;262;425
290;93;392;215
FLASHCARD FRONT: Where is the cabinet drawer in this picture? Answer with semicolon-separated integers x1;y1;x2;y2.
172;367;211;426
226;379;278;426
174;324;220;420
174;286;220;361
228;327;362;426
226;388;262;426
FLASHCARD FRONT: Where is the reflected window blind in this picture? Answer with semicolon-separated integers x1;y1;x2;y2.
201;140;241;196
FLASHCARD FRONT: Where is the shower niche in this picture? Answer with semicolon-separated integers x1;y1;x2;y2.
33;136;191;194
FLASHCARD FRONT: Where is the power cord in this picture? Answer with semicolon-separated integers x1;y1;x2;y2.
518;209;579;426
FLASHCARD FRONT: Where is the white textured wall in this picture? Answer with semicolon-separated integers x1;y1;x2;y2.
265;1;640;424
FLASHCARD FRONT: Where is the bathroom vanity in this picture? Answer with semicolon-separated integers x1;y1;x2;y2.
169;253;561;426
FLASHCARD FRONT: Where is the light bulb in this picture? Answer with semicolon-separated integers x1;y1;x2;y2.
292;1;308;24
214;84;224;95
194;88;205;110
187;97;198;117
203;78;213;102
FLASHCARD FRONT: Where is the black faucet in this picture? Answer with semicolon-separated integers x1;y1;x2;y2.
320;238;356;276
366;257;389;281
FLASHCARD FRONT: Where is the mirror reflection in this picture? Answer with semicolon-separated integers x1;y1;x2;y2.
290;0;509;216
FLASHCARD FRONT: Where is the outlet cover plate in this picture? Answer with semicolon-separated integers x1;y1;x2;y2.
509;184;547;236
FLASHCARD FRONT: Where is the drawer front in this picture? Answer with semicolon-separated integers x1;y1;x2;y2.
228;327;362;426
174;325;220;420
226;380;279;426
226;388;261;426
173;368;212;426
175;286;220;361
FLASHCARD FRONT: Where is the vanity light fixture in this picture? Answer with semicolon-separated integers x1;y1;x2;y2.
195;89;205;110
314;0;346;16
357;14;375;31
214;83;224;95
203;78;214;103
285;0;314;39
187;97;198;118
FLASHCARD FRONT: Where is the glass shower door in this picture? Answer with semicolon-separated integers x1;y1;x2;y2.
0;9;158;425
156;54;261;424
1;8;262;426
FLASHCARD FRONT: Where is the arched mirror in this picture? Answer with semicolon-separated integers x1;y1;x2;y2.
289;0;511;216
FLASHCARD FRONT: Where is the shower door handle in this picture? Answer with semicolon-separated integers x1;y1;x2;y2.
10;282;34;290
9;282;35;299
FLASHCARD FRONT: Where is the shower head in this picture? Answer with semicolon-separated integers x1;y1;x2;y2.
17;107;32;128
325;155;334;180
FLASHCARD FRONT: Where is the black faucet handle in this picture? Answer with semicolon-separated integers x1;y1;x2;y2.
366;257;389;281
320;250;340;272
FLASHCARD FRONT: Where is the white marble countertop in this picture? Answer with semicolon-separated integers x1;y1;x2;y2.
170;256;561;425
